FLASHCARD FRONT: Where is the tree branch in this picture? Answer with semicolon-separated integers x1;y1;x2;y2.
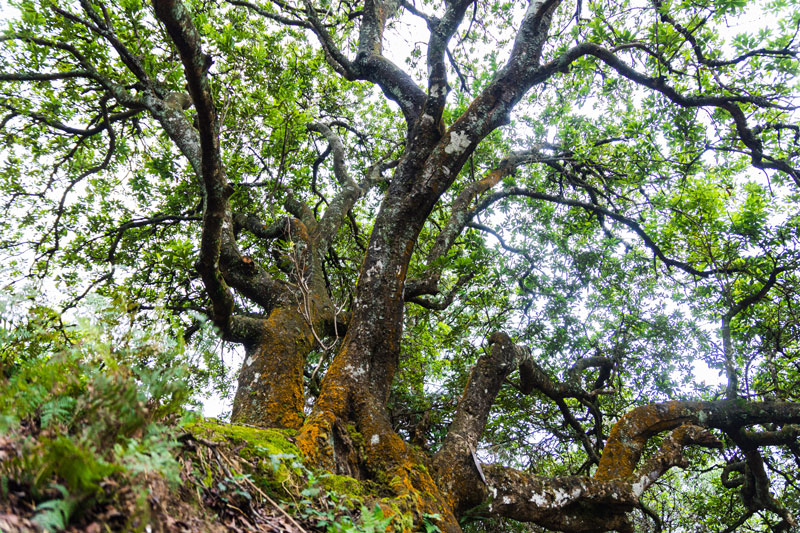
152;0;234;333
476;187;742;278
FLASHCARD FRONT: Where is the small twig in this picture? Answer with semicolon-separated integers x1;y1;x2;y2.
217;451;308;532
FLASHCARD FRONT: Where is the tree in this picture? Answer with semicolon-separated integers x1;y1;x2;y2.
2;0;800;530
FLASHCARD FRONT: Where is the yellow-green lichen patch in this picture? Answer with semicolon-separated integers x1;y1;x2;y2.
186;419;375;507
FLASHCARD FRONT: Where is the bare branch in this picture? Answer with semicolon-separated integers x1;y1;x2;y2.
77;0;155;86
652;0;799;69
406;273;473;310
0;103;143;136
0;70;94;82
227;0;312;28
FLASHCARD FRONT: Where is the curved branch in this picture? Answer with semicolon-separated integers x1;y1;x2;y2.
722;265;785;398
406;272;473;310
406;149;547;300
227;0;312;29
444;391;799;531
433;331;528;514
738;424;800;448
571;42;800;187
478;424;718;532
77;0;155;86
595;400;800;482
107;214;200;263
40;100;117;274
307;122;356;188
303;0;426;124
423;0;474;122
652;0;799;69
0;101;142;138
307;121;390;251
152;0;234;332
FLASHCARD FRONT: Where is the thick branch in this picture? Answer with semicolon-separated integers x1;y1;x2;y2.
299;0;425;124
152;0;234;332
479;424;718;532
0;70;94;81
595;400;800;482
423;1;474;122
433;332;527;513
306;122;373;250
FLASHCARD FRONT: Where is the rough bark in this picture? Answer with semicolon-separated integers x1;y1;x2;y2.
142;1;800;531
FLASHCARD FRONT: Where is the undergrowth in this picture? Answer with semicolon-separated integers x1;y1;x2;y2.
0;290;437;532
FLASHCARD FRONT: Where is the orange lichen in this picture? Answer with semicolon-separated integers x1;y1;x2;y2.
594;402;697;481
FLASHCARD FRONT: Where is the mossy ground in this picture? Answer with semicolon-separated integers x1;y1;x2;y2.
184;418;399;529
2;416;410;532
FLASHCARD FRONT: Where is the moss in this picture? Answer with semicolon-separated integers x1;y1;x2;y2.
193;413;450;530
321;474;363;497
186;418;376;508
186;419;303;494
318;473;368;510
188;418;300;457
346;422;364;447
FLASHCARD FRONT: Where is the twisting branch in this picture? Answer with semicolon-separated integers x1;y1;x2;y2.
77;0;155;87
406;149;548;300
433;331;529;514
722;265;785;399
152;0;234;333
227;0;312;28
651;0;799;69
474;401;800;529
107;214;200;264
40;98;117;275
406;273;474;310
564;42;800;187
0;104;143;136
307;121;390;252
435;325;800;528
298;0;427;124
307;122;355;188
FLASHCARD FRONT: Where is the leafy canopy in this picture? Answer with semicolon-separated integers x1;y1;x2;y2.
1;0;800;530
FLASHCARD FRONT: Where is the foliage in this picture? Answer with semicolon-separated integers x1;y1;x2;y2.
0;291;192;530
0;290;442;531
1;0;800;531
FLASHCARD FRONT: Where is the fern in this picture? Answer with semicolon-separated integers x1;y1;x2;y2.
40;397;76;428
31;485;77;533
0;292;200;530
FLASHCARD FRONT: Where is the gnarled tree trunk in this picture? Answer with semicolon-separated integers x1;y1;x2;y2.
147;0;800;530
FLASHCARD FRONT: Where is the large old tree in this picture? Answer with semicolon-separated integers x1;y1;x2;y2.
2;0;800;530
